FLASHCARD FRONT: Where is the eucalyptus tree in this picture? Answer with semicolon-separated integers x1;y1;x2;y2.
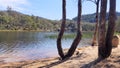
64;0;82;58
57;0;82;60
104;0;116;58
86;0;100;46
98;0;116;59
98;0;107;59
57;0;66;59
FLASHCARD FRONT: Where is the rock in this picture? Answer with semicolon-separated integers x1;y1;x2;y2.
112;35;120;47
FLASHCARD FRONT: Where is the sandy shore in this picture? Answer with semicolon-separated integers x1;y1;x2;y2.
0;45;120;68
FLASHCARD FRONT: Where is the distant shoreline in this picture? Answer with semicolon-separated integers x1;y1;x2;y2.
0;30;94;32
0;30;53;32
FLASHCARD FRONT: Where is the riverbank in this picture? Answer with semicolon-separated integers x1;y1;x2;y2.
0;45;120;68
0;30;49;32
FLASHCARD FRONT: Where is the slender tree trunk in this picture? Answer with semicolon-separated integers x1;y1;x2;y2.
57;0;66;59
98;0;107;59
65;0;82;58
105;0;116;57
91;0;100;46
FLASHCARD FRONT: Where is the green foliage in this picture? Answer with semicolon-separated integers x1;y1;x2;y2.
0;10;97;32
73;12;120;23
82;22;95;31
46;33;76;39
116;17;120;32
46;32;93;39
82;31;93;38
0;10;59;31
1;10;119;32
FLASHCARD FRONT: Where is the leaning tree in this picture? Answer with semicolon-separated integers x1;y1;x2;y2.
57;0;82;60
64;0;82;58
57;0;66;59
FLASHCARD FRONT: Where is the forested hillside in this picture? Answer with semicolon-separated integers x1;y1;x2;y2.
0;10;60;31
0;9;120;32
0;10;95;31
73;12;120;23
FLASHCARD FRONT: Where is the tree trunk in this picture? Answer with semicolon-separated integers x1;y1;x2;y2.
105;0;116;58
65;0;82;58
57;0;66;59
91;0;100;46
98;0;107;59
57;0;82;60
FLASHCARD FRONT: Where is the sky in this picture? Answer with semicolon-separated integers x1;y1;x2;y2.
0;0;120;20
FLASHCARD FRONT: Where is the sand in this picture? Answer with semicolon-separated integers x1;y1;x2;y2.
0;45;120;68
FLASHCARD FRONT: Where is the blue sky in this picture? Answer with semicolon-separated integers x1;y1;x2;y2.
0;0;120;20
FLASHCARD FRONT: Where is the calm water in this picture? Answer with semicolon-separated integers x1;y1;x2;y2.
0;31;91;62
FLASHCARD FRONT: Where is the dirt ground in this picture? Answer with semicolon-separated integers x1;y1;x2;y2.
0;45;120;68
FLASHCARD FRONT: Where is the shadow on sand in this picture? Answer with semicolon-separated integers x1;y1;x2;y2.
81;57;104;68
38;58;69;68
38;53;84;68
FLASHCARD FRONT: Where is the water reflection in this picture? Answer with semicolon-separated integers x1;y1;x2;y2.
0;31;90;62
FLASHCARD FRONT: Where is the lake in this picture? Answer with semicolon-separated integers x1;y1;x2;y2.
0;31;92;62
